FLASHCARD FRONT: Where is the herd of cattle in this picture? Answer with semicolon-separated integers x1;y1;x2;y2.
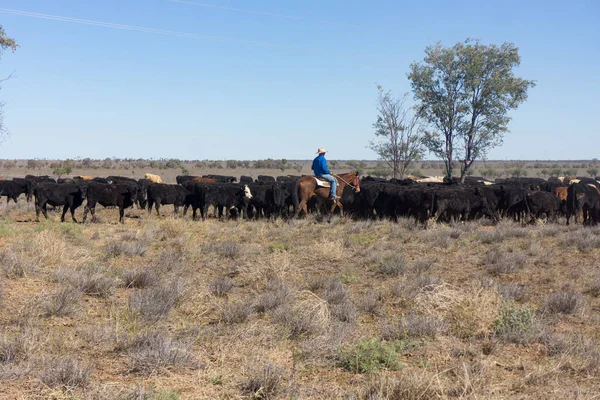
0;173;599;225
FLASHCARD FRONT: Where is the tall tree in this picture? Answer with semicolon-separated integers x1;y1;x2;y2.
0;26;18;139
369;85;424;179
408;39;535;182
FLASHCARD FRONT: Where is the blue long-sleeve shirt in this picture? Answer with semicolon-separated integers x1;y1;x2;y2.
312;154;331;176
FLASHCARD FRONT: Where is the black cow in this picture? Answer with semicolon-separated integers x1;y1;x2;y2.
257;175;275;183
83;182;138;224
34;182;87;222
525;191;561;223
106;176;137;184
239;176;254;184
567;182;600;225
104;177;148;209
92;177;112;184
24;175;56;202
147;183;190;216
184;182;251;220
176;175;199;185
247;183;289;219
428;187;498;223
202;175;237;183
136;179;150;209
0;180;29;204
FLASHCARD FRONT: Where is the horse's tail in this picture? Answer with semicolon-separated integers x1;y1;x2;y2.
292;179;301;214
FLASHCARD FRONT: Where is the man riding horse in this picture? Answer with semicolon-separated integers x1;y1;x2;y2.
293;147;361;219
312;147;337;200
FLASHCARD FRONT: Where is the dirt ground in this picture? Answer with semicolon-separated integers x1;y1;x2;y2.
1;200;600;399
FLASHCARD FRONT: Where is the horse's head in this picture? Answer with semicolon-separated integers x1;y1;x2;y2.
353;171;361;193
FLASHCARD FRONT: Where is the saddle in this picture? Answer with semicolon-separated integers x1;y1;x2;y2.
314;176;333;188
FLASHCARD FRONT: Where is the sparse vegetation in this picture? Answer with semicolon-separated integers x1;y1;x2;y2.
37;358;92;390
337;339;405;373
542;291;583;315
240;363;286;399
129;282;184;322
0;202;598;397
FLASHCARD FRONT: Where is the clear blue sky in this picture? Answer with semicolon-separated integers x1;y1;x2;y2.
0;0;598;161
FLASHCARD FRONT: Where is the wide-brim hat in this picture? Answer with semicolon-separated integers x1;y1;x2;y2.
316;147;327;154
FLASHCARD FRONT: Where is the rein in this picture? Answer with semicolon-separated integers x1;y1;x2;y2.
334;174;358;190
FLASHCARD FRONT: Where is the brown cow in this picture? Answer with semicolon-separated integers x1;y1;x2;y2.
75;175;94;181
191;177;216;183
553;186;568;201
145;173;164;184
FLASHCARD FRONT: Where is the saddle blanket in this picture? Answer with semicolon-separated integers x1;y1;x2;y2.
314;176;333;188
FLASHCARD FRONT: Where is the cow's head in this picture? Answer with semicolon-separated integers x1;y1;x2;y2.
244;185;253;200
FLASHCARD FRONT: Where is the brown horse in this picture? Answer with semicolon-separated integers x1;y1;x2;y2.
293;172;361;218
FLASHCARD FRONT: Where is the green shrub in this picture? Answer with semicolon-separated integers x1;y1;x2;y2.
337;339;405;373
493;303;538;344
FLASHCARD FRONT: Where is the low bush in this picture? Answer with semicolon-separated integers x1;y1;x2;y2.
129;282;184;322
125;331;195;375
208;277;234;297
542;291;583;315
377;254;406;277
493;303;539;344
37;358;92;390
240;363;286;399
121;267;159;289
337;339;404;373
41;287;80;317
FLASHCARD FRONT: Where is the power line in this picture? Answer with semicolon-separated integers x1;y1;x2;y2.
0;8;395;60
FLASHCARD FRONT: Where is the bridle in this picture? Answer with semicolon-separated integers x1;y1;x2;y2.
334;173;359;190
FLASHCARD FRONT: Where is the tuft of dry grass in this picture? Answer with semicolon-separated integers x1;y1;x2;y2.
123;331;196;375
382;312;446;340
40;287;81;317
37;358;92;391
121;267;159;289
0;335;26;365
254;279;290;313
499;283;526;301
542;291;583;315
208;277;234;297
58;267;116;298
414;283;501;339
482;247;527;276
219;301;253;324
129;281;184;322
240;363;287;399
204;241;243;259
356;372;440;399
377;253;406;277
105;240;148;258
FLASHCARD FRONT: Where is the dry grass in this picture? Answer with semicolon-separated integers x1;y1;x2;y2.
0;203;599;398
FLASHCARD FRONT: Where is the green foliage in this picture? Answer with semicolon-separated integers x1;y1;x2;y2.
370;168;393;179
346;160;367;176
53;165;72;178
480;166;500;179
3;160;16;171
493;303;538;344
563;168;577;177
587;167;599;177
26;159;41;169
408;39;535;181
226;160;238;169
337;339;405;373
0;26;18;53
180;167;189;175
507;167;527;178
